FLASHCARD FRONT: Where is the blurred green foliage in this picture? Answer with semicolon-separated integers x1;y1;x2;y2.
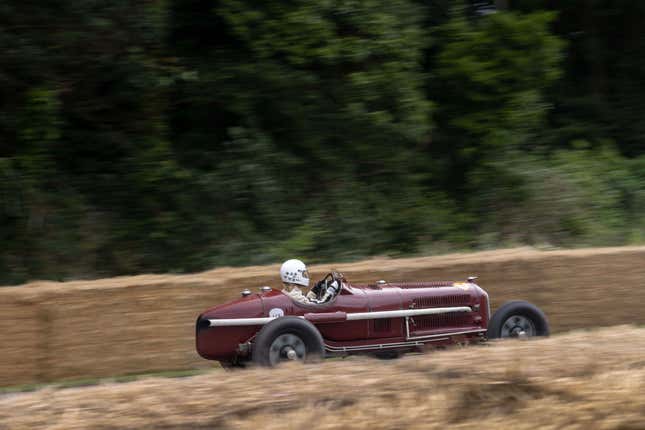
1;1;644;284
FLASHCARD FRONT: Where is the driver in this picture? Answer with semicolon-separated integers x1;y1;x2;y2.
280;259;316;304
280;259;341;304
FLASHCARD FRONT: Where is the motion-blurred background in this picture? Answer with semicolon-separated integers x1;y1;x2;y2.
2;3;645;429
2;1;645;286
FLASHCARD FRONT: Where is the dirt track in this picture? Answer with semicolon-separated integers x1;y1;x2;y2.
1;325;644;429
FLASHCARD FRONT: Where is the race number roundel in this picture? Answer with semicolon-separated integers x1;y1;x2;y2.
269;308;284;318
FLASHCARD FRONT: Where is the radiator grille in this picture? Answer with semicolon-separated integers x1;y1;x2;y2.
413;294;471;308
412;313;473;330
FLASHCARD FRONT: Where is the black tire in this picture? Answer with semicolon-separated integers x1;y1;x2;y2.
252;316;325;366
487;301;549;339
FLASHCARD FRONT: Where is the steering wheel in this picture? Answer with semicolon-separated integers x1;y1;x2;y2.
312;272;344;302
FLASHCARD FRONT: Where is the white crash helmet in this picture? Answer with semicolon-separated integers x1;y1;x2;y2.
280;259;310;287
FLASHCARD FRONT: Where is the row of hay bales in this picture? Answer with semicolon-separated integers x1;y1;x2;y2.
2;246;645;386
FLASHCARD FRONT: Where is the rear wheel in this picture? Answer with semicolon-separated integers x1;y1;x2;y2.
252;317;325;366
487;301;549;339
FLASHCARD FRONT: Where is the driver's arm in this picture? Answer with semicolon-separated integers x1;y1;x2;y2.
308;280;324;300
316;280;340;303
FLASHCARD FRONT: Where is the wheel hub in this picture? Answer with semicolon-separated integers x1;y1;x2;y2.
285;348;298;360
268;333;306;365
500;315;536;338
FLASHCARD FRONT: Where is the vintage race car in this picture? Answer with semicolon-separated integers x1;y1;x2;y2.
195;272;549;367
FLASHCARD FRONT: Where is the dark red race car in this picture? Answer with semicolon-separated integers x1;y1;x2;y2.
196;272;549;367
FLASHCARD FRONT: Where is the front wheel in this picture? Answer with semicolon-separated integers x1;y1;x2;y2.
487;301;549;339
252;317;325;366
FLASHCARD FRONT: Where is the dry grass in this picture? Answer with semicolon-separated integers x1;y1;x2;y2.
1;325;644;430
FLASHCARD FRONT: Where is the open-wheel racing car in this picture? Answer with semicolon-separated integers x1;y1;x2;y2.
196;272;549;367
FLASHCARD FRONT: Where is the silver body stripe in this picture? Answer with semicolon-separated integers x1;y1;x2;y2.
346;306;471;320
208;317;275;327
207;306;472;327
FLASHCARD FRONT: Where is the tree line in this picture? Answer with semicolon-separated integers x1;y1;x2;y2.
1;1;644;284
